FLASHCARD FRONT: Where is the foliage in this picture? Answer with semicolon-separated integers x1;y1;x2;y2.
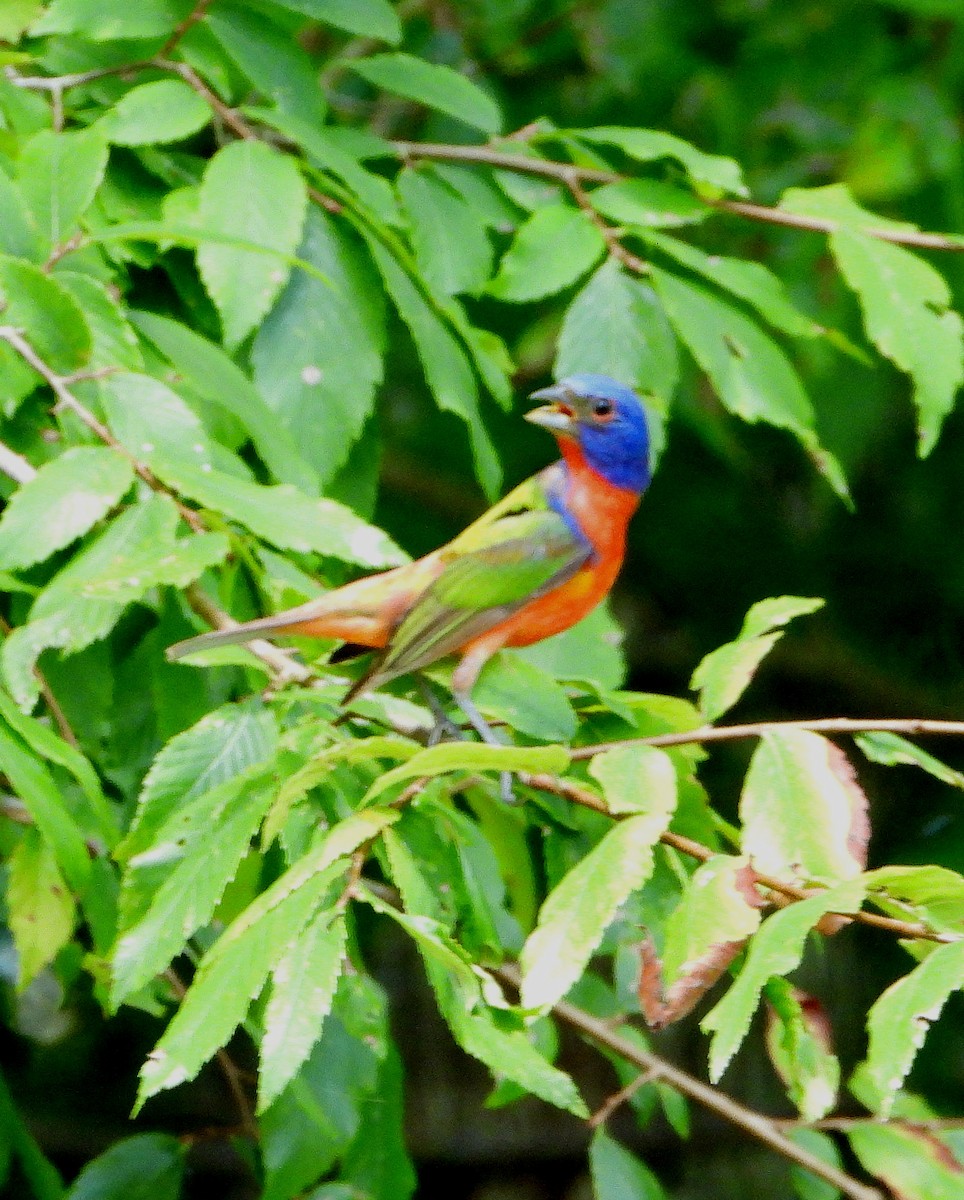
1;3;964;1199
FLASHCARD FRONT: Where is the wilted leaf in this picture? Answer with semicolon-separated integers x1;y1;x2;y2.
765;980;840;1121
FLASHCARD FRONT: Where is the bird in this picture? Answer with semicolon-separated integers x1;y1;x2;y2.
168;374;651;777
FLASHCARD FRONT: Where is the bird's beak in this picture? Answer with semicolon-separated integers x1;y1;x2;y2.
525;384;576;434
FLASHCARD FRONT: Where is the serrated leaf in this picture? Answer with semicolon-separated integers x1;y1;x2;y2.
487;204;605;302
94;80;210;146
8;827;76;989
366;236;501;496
864;864;964;936
859;940;964;1115
65;1133;183;1200
259;911;348;1110
765;979;840;1121
16;128;108;253
589;743;677;816
521;790;677;1010
31;0;192;39
701;878;865;1081
651;266;849;500
273;0;401;41
147;454;406;567
855;731;964;789
590;1128;668;1200
130;310;316;493
101;371;226;471
57;273;143;371
578;126;747;197
555;258;679;414
590;179;710;228
367;742;571;801
208;4;326;125
197;141;309;348
347;53;501;135
830;230;964;454
112;771;276;1004
662;856;763;987
741;731;868;883
472;652;578;742
0;165;40;259
0;257;92;397
252;207;385;486
82;532;229;603
0;448;133;572
398;167;493;296
848;1124;964;1200
691;596;824;721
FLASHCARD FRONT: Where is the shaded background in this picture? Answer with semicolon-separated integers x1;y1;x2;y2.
6;0;964;1196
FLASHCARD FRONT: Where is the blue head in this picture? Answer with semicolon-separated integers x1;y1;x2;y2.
526;373;651;493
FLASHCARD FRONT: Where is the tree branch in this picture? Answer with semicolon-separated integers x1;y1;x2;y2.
493;963;885;1200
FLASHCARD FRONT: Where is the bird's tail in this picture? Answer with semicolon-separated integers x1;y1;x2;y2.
166;610;322;661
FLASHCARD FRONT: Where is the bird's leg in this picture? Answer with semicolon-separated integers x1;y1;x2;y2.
417;677;464;746
454;692;516;805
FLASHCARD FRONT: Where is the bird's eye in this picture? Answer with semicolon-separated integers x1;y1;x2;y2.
591;398;614;420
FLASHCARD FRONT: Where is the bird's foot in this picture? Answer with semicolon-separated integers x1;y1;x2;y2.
418;679;466;746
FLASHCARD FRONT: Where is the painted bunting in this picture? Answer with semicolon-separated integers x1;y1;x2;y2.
168;374;651;750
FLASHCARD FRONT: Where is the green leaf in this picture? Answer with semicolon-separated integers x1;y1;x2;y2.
346;53;502;135
555;258;679;412
830;230;964;454
848;1124;964;1200
0;1;43;41
741;731;868;883
259;911;348;1110
701;879;865;1081
765;978;840;1121
517;602;627;690
65;1133;183;1200
364;742;571;801
577;126;748;197
16;128;108;253
487;204;606;302
0;1068;64;1200
0;448;133;572
252;207;386;486
788;1130;845;1200
859;939;964;1115
521;786;677;1010
8;827;76;989
855;731;964;789
366;237;501;496
691;596;824;721
341;1046;415;1200
57;273;143;371
81;531;229;603
590;179;710;227
147;454;406;568
273;0;401;41
130;311;316;493
472;652;578;742
590;1128;668;1200
397;167;494;296
31;0;193;39
863;864;964;937
113;771;276;1004
0;166;40;259
651;266;849;500
589;743;678;816
208;4;326;125
197;141;309;348
94;80;210;146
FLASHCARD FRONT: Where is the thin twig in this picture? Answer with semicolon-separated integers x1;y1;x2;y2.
159;0;216;57
493;964;884;1200
0;439;37;485
563;169;650;275
154;58;255;142
588;1067;659;1128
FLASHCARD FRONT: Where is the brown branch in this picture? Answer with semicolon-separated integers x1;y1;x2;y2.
588;1067;659;1128
775;1115;964;1132
519;772;954;944
494;963;885;1200
563;169;650;276
154;58;255;142
158;0;216;57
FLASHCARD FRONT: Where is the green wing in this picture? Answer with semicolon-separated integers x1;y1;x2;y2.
365;467;590;687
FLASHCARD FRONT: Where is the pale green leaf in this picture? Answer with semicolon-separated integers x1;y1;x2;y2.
521;802;677;1010
859;940;964;1115
197;141;309;347
472;652;578;742
662;856;762;987
765;977;840;1121
16;128;108;252
740;731;868;883
0;1;42;41
65;1134;183;1200
590;1128;668;1200
863;864;964;937
347;53;502;135
8;827;76;989
651;266;849;500
590;179;710;227
0;257;92;393
848;1124;964;1200
589;743;678;816
31;0;192;38
273;0;401;40
252;207;385;486
578;126;748;197
398;167;493;296
0;448;133;572
487;204;605;302
130;310;316;493
364;742;571;801
855;732;964;789
740;596;826;640
81;532;229;603
701;879;865;1081
556;258;679;415
94;80;210;146
147;454;406;568
100;372;225;470
0;165;40;259
259;912;348;1110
